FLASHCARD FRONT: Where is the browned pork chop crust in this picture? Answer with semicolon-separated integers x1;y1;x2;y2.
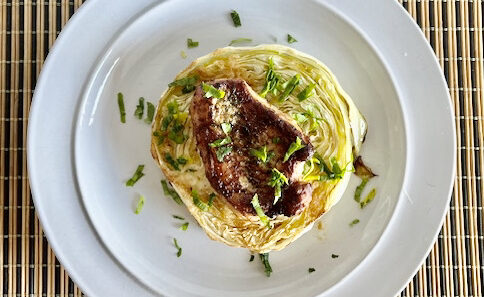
190;79;314;217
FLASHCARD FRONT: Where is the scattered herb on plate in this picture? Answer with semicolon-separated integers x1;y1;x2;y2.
259;253;272;277
287;34;297;44
134;195;145;214
117;92;126;123
161;180;183;205
230;10;241;27
126;165;145;187
187;38;199;48
173;238;182;257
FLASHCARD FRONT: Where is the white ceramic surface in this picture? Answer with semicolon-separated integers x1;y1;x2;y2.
27;1;455;297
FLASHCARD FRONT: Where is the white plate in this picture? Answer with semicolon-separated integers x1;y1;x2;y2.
27;1;455;296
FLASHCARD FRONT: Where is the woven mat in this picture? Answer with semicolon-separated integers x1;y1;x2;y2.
0;1;482;296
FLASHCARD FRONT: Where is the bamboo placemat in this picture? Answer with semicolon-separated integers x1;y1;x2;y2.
0;0;482;296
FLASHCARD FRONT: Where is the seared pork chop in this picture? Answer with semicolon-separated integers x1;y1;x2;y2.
190;79;314;217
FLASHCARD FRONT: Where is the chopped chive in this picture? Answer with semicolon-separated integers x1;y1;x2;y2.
117;92;126;123
229;38;252;46
165;153;180;171
272;137;280;144
287;34;297;44
283;137;306;162
134;97;144;119
308;268;316;273
161;180;183;205
179;222;189;231
250;146;268;163
153;130;165;145
279;73;300;101
125;165;145;187
187;38;199;48
208;192;216;207
202;82;226;99
176;156;188;166
173;238;182;257
331;254;339;258
360;188;376;208
297;83;315;101
230;10;241;27
168;76;199;94
251;194;271;228
349;219;360;226
145;102;155;124
268;169;289;205
354;179;368;202
249;255;255;262
209;137;232;147
221;123;232;135
172;215;185;220
134;195;145;214
259;253;272;277
216;146;233;162
180;50;187;59
192;190;209;211
260;57;280;98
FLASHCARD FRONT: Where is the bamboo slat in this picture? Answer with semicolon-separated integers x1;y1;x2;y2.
0;1;482;296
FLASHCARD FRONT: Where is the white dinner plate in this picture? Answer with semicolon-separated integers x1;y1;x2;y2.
27;1;455;296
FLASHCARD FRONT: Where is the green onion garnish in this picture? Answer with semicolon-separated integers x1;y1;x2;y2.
354;179;368;202
210;137;232;147
259;253;272;277
176;156;188;166
145;102;155;124
168;76;199;94
179;222;189;231
153;130;165;145
216;146;233;162
192;190;209;211
249;255;255;262
272;137;280;144
221;123;232;135
173;238;182;257
126;165;145;187
260;58;280;98
319;157;348;180
202;82;226;99
297;83;315;101
268;168;289;205
117;92;126;123
250;146;268;163
208;193;216;207
230;10;241;27
180;51;187;59
134;97;144;119
349;219;360;226
172;215;185;220
331;254;339;258
279;74;300;101
308;268;316;273
287;34;297;44
161;180;183;205
187;38;199;48
283;137;305;162
134;195;145;214
229;38;252;46
165;153;180;171
360;188;376;208
251;194;271;228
